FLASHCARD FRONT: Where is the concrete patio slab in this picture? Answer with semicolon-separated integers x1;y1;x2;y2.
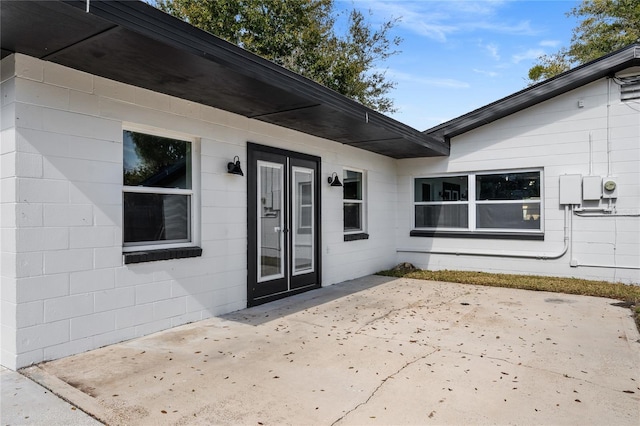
1;366;101;425
20;276;640;425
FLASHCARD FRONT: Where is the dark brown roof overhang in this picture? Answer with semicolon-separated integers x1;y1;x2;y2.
1;0;449;159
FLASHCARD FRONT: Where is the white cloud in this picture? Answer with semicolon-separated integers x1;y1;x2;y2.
387;69;470;88
346;1;539;42
480;42;501;60
512;48;545;63
539;39;561;48
472;20;537;36
473;68;499;78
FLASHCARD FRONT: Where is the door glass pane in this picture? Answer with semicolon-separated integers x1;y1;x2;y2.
258;162;284;281
293;168;314;274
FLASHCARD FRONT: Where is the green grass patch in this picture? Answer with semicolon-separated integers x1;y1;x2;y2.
377;268;640;330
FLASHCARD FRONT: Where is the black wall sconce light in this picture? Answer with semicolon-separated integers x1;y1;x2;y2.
328;172;342;187
227;156;244;176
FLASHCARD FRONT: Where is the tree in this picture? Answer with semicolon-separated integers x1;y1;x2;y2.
155;0;401;112
124;132;188;187
528;0;640;84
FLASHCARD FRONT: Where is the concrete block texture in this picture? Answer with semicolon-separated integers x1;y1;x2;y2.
44;293;93;323
70;268;115;294
0;55;16;83
43;249;93;275
43;61;93;93
17;227;69;252
94;287;134;313
15;78;69;110
43;204;93;227
1;78;16;108
16;319;69;353
14;54;43;83
70;311;115;340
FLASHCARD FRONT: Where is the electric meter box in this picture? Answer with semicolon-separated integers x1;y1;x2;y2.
602;177;618;199
559;174;582;205
582;176;602;200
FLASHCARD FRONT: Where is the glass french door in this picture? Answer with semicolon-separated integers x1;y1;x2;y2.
248;144;321;306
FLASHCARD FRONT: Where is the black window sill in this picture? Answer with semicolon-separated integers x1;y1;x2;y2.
344;233;369;242
124;247;203;264
410;230;544;241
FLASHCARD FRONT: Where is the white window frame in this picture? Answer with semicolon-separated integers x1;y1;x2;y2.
343;167;367;234
296;178;313;231
414;175;469;231
292;166;315;276
257;160;285;282
122;124;200;252
413;168;543;234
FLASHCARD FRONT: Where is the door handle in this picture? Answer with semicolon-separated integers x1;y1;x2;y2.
274;226;281;233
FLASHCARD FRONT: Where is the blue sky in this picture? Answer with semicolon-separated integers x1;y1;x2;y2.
336;0;581;130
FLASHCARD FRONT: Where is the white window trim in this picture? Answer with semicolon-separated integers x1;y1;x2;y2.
122;125;201;252
296;179;313;231
413;168;543;234
343;167;367;234
414;174;469;232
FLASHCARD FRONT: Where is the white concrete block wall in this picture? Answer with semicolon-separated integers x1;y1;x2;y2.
0;54;399;369
1;55;18;368
396;78;640;284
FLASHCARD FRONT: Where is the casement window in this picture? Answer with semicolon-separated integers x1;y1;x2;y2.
122;128;200;260
343;169;367;237
413;170;542;237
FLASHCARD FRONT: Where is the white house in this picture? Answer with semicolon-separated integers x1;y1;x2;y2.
398;45;640;283
1;1;638;370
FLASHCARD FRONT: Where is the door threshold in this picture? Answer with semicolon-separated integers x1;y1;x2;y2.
248;283;320;307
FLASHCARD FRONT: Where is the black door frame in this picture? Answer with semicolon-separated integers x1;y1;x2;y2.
247;142;322;307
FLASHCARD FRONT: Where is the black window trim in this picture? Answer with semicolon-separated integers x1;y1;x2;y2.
410;230;544;240
124;247;203;264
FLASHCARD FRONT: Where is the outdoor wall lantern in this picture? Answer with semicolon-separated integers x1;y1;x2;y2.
328;172;342;187
227;156;244;176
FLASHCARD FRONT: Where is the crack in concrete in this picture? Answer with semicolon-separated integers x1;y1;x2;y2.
352;294;465;335
330;348;440;425
353;306;412;335
353;296;452;334
446;348;635;395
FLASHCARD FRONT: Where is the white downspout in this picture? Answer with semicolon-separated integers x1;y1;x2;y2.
606;78;612;177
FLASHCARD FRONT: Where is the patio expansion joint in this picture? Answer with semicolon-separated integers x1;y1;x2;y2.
329;347;441;426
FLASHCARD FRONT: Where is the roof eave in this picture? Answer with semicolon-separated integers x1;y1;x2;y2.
1;0;449;159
